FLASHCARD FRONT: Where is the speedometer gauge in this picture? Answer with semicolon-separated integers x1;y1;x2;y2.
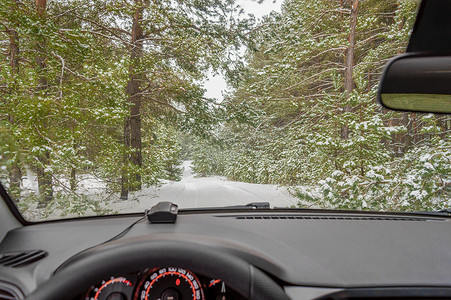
86;277;133;300
136;267;204;300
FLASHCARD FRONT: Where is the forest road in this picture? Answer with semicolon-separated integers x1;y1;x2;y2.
148;161;299;209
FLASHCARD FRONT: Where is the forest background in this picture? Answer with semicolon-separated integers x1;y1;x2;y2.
1;0;450;219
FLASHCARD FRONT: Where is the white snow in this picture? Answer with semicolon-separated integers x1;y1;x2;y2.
21;161;300;219
108;161;299;213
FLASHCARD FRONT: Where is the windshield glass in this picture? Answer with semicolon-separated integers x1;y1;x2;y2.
1;0;450;222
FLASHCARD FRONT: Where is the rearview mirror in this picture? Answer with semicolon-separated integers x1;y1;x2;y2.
378;55;451;113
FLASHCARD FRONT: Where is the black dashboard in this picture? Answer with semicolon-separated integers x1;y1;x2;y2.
1;209;451;300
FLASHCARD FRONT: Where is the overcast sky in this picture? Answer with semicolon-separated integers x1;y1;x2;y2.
203;0;281;102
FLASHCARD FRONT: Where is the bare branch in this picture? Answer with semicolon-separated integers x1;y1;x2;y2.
51;51;65;98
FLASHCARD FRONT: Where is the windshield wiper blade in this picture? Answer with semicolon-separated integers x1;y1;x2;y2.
412;209;451;217
225;202;271;209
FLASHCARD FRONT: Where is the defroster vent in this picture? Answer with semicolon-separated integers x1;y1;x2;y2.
231;215;429;221
0;289;16;300
0;249;47;268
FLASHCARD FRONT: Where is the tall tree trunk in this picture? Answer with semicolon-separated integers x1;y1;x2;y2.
35;0;53;207
37;151;52;207
70;168;76;191
8;21;22;201
341;0;359;140
387;1;407;155
436;114;450;139
121;0;144;200
401;113;412;154
69;141;78;191
121;118;131;200
36;0;46;15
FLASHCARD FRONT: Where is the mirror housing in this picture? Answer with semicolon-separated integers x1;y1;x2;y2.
378;54;451;113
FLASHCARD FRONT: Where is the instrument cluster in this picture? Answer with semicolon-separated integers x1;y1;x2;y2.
84;267;245;300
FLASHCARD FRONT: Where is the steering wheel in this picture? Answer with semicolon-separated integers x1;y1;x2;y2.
25;237;290;300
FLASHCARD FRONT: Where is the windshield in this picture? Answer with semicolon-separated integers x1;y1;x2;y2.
0;0;450;222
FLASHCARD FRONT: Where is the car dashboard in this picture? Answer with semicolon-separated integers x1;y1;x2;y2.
1;209;451;300
81;267;244;300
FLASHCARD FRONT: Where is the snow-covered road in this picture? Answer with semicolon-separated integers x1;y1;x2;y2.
110;161;299;212
21;161;300;219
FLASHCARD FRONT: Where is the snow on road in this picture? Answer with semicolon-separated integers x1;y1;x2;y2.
20;161;300;219
109;161;299;213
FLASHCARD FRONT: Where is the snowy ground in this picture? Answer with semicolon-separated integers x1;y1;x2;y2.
108;161;300;213
20;161;300;219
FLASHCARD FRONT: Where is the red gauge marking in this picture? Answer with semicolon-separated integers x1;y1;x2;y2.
208;279;221;288
175;278;181;286
145;271;196;300
94;277;132;299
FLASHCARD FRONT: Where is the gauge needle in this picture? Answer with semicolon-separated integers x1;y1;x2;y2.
209;279;221;287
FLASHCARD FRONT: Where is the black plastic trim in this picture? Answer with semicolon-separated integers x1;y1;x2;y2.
227;215;433;221
407;0;451;54
406;0;426;52
377;52;451;114
185;207;451;219
0;183;29;226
